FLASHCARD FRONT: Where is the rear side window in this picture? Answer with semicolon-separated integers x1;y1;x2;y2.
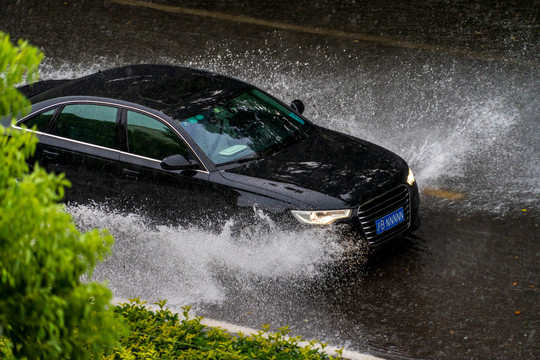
55;104;118;148
21;109;56;132
126;111;189;160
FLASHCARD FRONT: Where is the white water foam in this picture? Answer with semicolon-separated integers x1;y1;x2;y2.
69;203;345;306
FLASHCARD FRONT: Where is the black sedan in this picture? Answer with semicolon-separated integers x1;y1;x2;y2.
5;64;420;248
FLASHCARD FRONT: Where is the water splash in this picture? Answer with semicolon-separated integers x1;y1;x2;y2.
69;203;345;306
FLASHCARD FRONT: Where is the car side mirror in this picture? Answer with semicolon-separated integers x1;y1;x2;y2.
290;99;305;115
160;154;198;171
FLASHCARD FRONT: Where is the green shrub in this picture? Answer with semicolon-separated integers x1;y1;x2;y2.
108;299;339;360
0;32;42;120
0;31;127;359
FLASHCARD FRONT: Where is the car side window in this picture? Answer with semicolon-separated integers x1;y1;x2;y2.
54;104;118;148
126;111;189;160
21;109;56;132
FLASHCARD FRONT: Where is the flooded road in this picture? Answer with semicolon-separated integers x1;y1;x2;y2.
2;1;539;359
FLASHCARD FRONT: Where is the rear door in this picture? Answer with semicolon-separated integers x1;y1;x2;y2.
19;102;125;207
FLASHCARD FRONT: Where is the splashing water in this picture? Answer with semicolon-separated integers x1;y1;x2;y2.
69;203;345;306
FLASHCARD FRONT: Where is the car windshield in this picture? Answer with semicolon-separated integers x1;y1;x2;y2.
177;89;312;166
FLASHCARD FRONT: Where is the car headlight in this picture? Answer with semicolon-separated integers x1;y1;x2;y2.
291;209;352;225
407;168;416;186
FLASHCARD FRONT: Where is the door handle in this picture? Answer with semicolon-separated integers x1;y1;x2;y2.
43;149;59;159
122;168;140;179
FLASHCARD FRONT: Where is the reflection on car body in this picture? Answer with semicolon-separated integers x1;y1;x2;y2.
4;64;420;248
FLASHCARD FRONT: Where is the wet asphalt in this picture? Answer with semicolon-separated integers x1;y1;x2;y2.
1;1;539;359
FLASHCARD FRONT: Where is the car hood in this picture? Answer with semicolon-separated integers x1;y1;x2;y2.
221;126;409;207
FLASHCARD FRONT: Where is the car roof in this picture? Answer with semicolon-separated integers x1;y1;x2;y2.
28;64;252;120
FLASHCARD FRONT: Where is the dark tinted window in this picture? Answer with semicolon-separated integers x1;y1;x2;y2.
126;111;188;160
22;109;56;132
55;104;118;148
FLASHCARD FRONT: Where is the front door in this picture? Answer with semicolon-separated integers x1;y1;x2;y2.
118;109;239;228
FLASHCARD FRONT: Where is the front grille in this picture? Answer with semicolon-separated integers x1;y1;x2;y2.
358;185;411;246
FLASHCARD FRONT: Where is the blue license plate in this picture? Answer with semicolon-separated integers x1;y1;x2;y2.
376;207;405;234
